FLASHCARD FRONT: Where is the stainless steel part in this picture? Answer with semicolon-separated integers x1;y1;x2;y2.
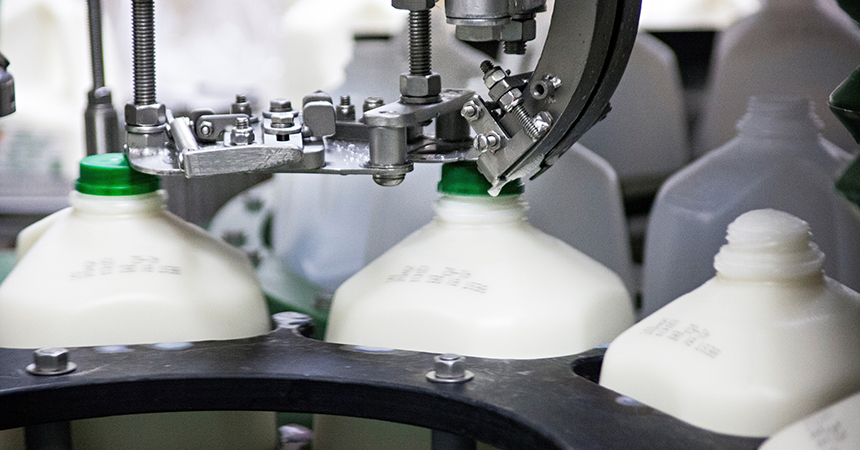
26;348;76;376
426;354;475;383
84;88;122;156
123;0;639;194
85;0;121;156
444;0;544;54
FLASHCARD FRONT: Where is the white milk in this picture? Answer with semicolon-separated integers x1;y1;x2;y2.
0;154;276;450
602;209;860;437
315;161;635;450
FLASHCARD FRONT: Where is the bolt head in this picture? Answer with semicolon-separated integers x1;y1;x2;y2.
400;73;442;98
125;103;167;127
28;347;76;376
391;0;436;10
426;354;474;383
461;101;482;121
270;98;293;112
199;121;214;137
363;97;385;112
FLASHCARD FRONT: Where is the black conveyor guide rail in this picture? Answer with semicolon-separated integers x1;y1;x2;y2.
0;325;764;450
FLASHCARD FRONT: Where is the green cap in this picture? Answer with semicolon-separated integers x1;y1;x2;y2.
437;161;524;196
76;153;160;196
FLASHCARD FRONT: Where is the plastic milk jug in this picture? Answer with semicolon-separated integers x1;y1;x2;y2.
760;390;860;450
0;154;276;450
314;161;635;450
694;0;860;154
642;96;860;316
601;209;860;437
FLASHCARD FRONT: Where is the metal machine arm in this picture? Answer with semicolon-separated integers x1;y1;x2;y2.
123;0;640;192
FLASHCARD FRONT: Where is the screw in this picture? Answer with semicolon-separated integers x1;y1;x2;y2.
363;97;385;112
409;10;432;76
504;40;527;55
461;101;481;121
236;116;249;129
229;116;254;145
337;95;356;121
480;60;493;74
512;106;542;140
235;94;247;104
199;121;213;137
27;348;77;376
270;98;292;113
273;312;315;338
426;354;474;383
473;132;501;153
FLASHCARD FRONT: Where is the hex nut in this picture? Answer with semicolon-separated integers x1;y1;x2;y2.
400;73;442;98
455;24;505;42
501;18;537;42
124;103;167;127
461;101;482;121
482;67;507;90
230;127;255;146
391;0;436;10
498;88;523;112
126;128;169;154
270;112;295;127
27;347;76;376
426;353;474;383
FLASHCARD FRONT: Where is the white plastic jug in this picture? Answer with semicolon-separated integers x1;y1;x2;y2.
314;161;635;450
601;209;860;437
694;0;860;155
578;32;689;187
0;154;276;450
760;390;860;450
0;0;126;182
642;96;860;316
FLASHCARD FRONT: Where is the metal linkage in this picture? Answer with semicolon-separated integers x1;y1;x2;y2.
85;0;121;155
0;319;765;450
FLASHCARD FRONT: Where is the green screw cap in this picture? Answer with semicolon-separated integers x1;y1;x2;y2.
76;153;160;196
437;161;523;196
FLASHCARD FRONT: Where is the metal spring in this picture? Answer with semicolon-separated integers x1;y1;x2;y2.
132;0;156;105
409;10;432;76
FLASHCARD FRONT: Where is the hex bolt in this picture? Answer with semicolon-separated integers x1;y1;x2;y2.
363;97;385;112
27;348;77;376
270;98;292;113
229;116;255;145
426;354;474;383
461;101;481;121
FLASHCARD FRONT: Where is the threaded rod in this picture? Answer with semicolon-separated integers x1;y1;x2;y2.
408;10;431;76
513;105;540;138
132;0;156;105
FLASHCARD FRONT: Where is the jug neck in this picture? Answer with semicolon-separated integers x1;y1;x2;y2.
735;96;823;142
69;191;166;216
434;194;527;225
713;209;825;283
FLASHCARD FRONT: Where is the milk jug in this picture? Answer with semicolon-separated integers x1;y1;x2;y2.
642;95;860;316
694;0;860;154
760;391;860;450
314;161;635;450
0;154;277;450
601;209;860;437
